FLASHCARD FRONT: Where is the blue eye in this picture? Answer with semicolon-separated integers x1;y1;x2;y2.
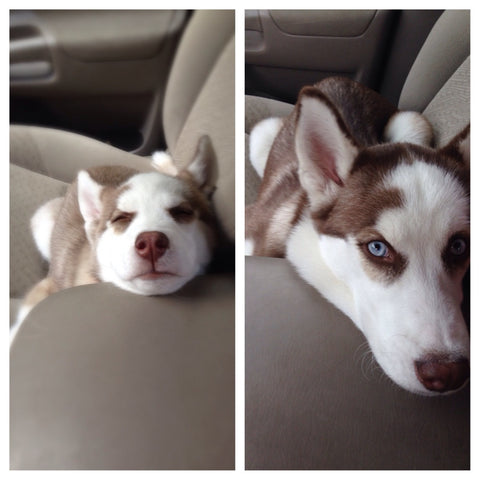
367;241;388;257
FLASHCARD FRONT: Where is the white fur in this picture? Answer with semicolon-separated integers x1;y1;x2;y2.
30;197;63;261
287;215;356;321
151;151;179;176
286;162;469;395
245;238;254;256
95;172;211;296
384;111;433;146
249;117;283;178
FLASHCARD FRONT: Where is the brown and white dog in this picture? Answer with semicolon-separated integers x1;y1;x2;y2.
13;137;216;341
246;77;470;395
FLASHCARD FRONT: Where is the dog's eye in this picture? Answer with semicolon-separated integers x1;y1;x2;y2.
443;234;469;273
449;237;468;256
112;212;133;224
169;203;195;223
367;241;389;257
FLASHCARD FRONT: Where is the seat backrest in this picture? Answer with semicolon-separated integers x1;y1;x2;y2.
399;10;469;146
163;10;235;241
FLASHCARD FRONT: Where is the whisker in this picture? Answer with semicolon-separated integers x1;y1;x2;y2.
353;341;379;381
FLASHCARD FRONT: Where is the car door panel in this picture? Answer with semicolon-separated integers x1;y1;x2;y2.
245;10;396;103
10;10;189;153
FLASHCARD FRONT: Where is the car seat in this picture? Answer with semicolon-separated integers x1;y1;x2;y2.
245;10;470;469
10;10;234;469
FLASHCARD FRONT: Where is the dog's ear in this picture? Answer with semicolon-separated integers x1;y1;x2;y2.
77;170;103;235
183;135;217;197
440;124;470;168
295;87;358;210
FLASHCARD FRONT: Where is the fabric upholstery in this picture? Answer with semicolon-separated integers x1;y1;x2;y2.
245;94;293;134
10;125;152;183
11;277;235;470
423;57;470;147
163;10;235;151
399;10;470;113
10;165;67;303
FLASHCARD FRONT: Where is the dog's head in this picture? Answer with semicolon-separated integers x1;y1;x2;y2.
294;87;470;395
76;140;216;296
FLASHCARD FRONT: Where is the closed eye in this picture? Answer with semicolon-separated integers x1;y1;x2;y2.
111;212;134;224
169;203;195;223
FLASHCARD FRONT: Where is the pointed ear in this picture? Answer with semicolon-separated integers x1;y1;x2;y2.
77;170;103;224
440;124;470;168
295;87;358;210
183;135;217;196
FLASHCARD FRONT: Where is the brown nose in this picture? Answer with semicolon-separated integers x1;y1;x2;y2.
135;231;169;263
414;356;469;393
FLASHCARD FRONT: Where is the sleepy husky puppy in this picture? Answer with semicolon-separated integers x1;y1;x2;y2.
13;137;216;340
246;77;470;395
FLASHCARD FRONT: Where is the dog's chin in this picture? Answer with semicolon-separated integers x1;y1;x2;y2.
115;270;192;296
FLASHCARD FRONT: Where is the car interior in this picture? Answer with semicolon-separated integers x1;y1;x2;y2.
10;10;234;469
245;10;470;469
9;8;471;472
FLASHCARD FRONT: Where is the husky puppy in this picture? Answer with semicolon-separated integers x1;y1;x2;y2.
246;77;470;395
13;137;217;340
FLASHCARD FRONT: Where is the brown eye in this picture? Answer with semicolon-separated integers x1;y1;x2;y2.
169;203;195;223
